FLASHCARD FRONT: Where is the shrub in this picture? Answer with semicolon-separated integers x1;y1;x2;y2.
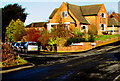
88;34;95;42
65;37;86;46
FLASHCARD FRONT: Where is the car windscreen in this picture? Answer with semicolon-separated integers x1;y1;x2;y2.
21;42;26;45
28;43;37;45
16;43;20;45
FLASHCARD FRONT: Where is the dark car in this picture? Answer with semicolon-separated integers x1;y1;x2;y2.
13;42;20;50
17;42;26;52
10;42;16;48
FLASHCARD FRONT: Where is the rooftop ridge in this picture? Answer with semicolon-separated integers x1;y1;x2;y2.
80;4;103;7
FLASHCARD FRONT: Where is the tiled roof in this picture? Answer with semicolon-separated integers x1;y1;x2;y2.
68;4;89;24
108;18;120;27
49;8;58;19
26;22;47;27
110;12;120;22
80;4;103;16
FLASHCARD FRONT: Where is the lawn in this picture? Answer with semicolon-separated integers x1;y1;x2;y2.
95;34;120;41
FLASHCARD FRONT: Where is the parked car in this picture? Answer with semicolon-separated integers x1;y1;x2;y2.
10;42;16;48
22;41;38;53
17;42;26;52
13;42;20;50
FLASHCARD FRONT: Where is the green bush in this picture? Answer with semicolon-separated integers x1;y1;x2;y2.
65;37;86;46
88;34;95;42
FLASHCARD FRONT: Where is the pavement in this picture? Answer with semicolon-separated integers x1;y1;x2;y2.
1;63;34;74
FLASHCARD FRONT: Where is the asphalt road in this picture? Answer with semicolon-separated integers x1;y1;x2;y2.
2;42;120;81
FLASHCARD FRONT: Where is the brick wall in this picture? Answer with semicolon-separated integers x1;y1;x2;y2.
57;37;120;52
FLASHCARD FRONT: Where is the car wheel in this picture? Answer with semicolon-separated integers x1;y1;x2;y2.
22;49;24;52
20;48;22;52
25;49;28;53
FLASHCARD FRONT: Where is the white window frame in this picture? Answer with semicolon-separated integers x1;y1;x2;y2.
64;11;68;18
100;24;106;31
100;13;106;18
81;25;88;32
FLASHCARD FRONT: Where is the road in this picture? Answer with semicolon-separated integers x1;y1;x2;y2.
2;42;120;81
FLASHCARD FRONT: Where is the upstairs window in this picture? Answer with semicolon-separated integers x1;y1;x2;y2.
100;13;106;18
64;11;68;17
60;11;68;18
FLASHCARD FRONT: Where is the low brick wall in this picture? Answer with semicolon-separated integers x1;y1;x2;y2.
57;37;120;52
57;42;92;52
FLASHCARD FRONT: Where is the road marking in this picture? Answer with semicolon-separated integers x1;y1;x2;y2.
113;75;120;81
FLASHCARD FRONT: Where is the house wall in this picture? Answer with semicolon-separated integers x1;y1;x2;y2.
97;5;108;35
84;5;108;35
25;27;45;31
107;26;119;34
85;16;97;34
49;3;74;23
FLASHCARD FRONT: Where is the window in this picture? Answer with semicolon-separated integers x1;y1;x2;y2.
64;24;69;30
81;26;86;30
81;25;88;32
39;28;43;31
100;24;106;31
64;11;68;17
60;11;68;18
100;13;106;18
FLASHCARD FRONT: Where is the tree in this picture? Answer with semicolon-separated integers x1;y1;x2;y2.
2;3;27;42
24;28;41;42
5;20;15;42
6;19;26;42
38;30;50;46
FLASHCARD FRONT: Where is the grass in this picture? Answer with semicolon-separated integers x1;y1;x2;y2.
95;34;120;41
16;56;28;64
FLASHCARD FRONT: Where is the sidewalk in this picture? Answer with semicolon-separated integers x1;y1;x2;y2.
1;63;34;74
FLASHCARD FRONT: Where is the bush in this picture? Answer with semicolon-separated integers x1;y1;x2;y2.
88;34;95;42
65;37;86;46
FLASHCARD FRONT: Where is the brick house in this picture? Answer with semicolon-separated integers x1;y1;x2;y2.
110;12;120;22
108;18;120;34
47;2;120;35
109;12;120;34
25;22;47;31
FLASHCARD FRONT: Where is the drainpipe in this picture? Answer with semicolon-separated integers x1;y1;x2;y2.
112;25;114;34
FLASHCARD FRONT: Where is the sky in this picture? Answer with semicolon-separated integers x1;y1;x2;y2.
1;0;120;26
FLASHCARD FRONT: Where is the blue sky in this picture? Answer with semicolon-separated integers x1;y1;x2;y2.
1;0;120;26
